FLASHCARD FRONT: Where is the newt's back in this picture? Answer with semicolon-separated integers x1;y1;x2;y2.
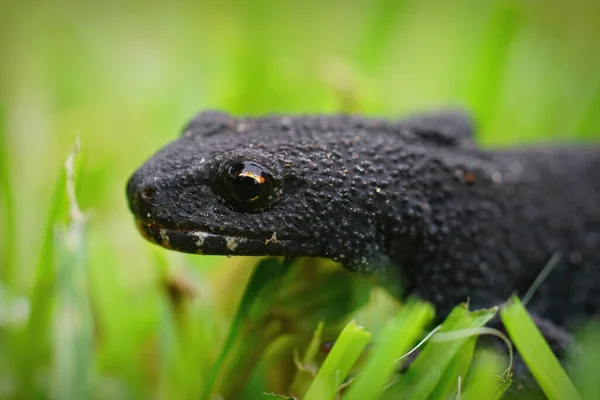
491;147;600;328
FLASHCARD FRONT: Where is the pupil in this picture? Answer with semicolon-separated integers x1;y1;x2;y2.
234;174;262;201
227;162;269;203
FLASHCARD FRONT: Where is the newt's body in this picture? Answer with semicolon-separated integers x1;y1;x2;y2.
127;110;600;343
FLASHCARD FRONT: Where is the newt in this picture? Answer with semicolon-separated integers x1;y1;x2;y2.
126;109;599;355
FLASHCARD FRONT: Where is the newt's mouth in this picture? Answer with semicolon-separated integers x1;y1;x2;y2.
136;220;315;257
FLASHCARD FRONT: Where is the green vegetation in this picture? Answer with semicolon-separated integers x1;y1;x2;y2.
0;0;599;399
501;296;581;400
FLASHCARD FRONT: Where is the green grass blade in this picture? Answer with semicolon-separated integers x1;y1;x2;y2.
462;350;509;400
16;168;66;397
200;258;295;400
500;296;582;400
383;304;498;400
343;298;434;400
304;319;371;400
289;321;325;398
429;335;477;399
571;322;600;400
262;394;295;400
0;104;14;284
25;170;66;334
52;141;93;399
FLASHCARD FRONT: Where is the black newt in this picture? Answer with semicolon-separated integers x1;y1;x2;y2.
126;109;599;352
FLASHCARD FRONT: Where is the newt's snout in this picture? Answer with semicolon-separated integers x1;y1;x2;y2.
126;172;161;221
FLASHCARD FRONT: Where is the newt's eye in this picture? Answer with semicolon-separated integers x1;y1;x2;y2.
214;161;282;212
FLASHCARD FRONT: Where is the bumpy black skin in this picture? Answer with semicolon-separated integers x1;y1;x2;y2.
127;110;600;334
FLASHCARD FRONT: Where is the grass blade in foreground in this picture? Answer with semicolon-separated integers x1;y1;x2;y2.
462;350;509;400
52;141;93;399
383;304;498;400
571;322;600;400
304;320;371;400
200;258;295;400
428;331;477;399
289;321;325;397
500;296;581;400
343;299;434;400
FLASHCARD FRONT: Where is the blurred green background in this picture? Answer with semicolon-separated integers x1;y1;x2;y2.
1;0;599;399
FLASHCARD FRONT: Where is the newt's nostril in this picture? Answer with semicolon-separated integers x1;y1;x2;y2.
140;187;157;202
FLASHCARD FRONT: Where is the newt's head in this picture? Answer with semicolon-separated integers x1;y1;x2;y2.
127;110;474;271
